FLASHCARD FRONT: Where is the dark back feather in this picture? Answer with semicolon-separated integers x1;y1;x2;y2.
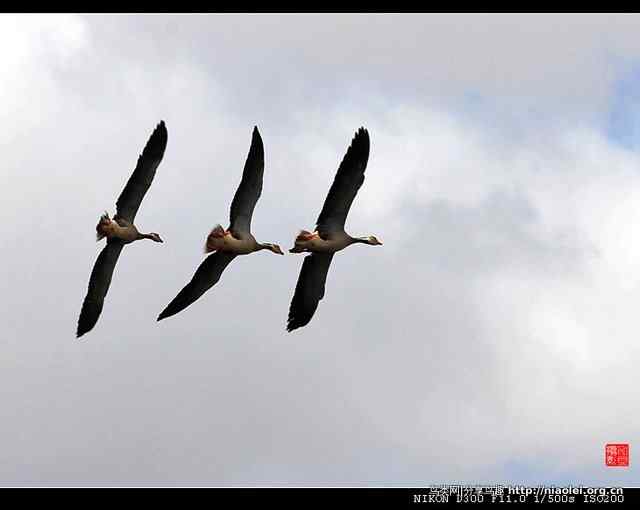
157;251;237;321
287;253;334;332
77;240;125;338
115;121;168;223
316;127;370;239
229;126;264;237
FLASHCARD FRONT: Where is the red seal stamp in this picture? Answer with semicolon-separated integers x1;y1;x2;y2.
605;443;629;467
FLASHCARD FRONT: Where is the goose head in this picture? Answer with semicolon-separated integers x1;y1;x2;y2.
141;232;164;243
358;235;383;246
260;243;284;255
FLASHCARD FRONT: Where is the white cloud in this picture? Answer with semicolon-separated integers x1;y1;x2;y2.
1;14;639;486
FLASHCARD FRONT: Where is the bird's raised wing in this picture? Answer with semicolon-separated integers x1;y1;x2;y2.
115;121;168;224
229;127;264;238
157;251;237;321
286;253;334;332
316;127;370;239
77;239;125;338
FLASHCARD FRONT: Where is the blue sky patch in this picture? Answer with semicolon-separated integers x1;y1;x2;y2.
607;63;640;150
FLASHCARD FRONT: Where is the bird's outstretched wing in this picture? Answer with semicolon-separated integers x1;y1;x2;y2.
229;126;264;238
316;127;370;239
77;239;125;338
115;121;168;224
157;252;237;321
287;253;334;332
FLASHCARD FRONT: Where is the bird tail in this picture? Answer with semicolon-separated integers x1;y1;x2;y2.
296;230;314;242
96;211;111;241
205;224;225;253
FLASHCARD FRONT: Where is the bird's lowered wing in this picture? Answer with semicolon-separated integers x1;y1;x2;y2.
77;239;125;338
286;253;334;332
157;251;237;321
315;127;370;239
115;121;168;224
229;126;264;238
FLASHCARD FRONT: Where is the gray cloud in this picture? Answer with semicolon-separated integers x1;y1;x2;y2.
1;14;639;486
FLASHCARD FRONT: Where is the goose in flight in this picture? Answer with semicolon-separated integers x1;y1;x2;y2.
76;121;168;338
157;126;283;322
287;127;382;332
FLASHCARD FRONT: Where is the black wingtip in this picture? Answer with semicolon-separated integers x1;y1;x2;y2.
157;303;176;321
154;120;168;141
354;126;369;143
76;317;93;339
286;317;309;333
249;125;264;157
347;126;369;160
140;120;168;154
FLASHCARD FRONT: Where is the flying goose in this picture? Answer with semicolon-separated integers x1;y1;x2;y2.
287;127;382;332
76;121;168;338
157;126;283;322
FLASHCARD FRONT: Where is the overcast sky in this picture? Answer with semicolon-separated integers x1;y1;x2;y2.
1;13;639;486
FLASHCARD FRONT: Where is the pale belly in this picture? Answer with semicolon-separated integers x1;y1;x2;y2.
103;221;138;243
297;232;351;253
221;233;256;255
